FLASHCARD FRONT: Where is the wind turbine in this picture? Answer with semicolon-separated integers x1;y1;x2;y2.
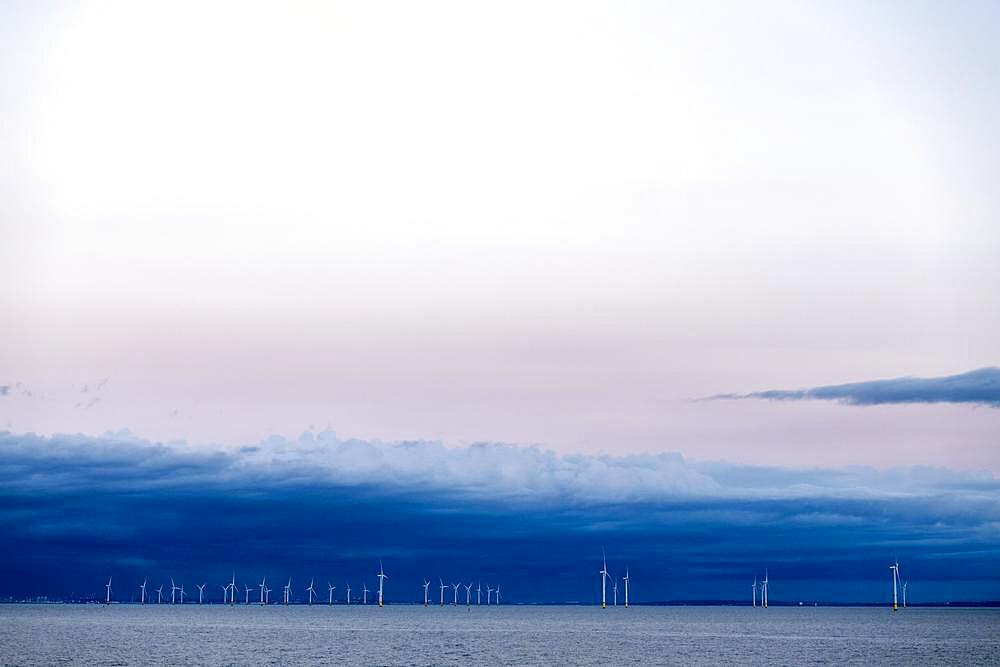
245;585;253;605
265;586;272;605
439;578;447;606
105;577;112;604
345;583;351;605
307;579;316;605
477;582;482;606
486;585;493;605
624;568;630;609
599;552;609;609
156;584;164;604
889;561;900;611
196;583;206;604
612;577;618;607
762;570;769;609
170;578;179;605
496;585;502;606
362;584;369;605
752;577;757;607
465;583;473;608
903;581;908;608
179;584;186;604
377;561;388;608
423;579;430;607
259;578;267;605
452;582;461;605
220;585;229;603
139;579;147;605
229;573;237;606
283;578;292;605
328;582;336;605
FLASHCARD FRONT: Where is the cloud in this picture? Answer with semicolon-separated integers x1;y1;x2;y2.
706;367;1000;407
0;430;998;602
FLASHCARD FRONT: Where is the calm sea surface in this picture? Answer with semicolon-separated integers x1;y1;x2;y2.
1;604;997;665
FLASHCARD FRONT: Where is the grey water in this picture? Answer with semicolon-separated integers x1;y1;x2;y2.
1;604;998;665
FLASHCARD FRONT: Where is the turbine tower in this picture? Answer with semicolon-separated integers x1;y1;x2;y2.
452;582;461;605
307;579;316;605
496;585;502;606
196;583;206;604
362;584;368;605
179;584;186;604
612;577;618;607
903;581;908;608
245;585;253;605
328;582;336;605
624;568;630;609
220;585;229;604
599;553;609;609
283;578;292;605
762;570;769;608
156;584;163;604
105;577;112;604
439;579;447;606
265;586;272;605
345;583;351;605
752;577;757;607
465;583;473;608
477;582;482;606
139;579;147;605
486;585;493;605
170;578;179;605
259;578;267;606
423;579;430;607
229;573;237;606
889;561;900;611
377;560;388;608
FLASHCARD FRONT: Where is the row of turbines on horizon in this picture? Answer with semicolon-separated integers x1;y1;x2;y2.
104;562;505;608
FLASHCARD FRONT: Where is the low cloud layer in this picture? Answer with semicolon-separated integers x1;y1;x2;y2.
707;367;1000;407
2;430;999;603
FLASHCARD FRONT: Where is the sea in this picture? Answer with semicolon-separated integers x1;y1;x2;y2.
1;604;998;665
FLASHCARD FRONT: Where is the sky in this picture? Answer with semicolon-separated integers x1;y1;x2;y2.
1;1;999;602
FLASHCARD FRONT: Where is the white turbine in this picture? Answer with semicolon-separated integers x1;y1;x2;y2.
196;583;206;604
179;585;186;604
345;583;351;605
377;561;388;608
889;561;900;612
752;577;757;608
139;579;147;605
599;552;609;609
452;582;461;605
170;578;179;605
328;582;336;605
477;582;482;606
496;585;502;606
283;578;292;605
439;578;447;606
363;584;369;605
259;578;267;606
229;572;237;606
220;585;228;603
762;570;769;609
265;587;272;605
105;577;112;604
465;583;473;608
245;585;253;605
624;568;630;609
486;585;493;605
423;579;430;607
903;581;908;608
307;579;316;605
156;584;163;604
612;577;618;607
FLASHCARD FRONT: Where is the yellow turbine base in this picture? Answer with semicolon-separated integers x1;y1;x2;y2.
601;603;606;609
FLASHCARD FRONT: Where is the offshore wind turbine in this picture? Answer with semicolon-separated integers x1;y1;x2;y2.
752;577;757;607
362;584;369;605
307;579;316;605
477;582;482;606
465;583;473;608
179;584;186;604
377;561;388;608
624;568;630;609
612;577;618;607
265;586;272;605
762;570;769;608
486;585;493;605
259;578;267;605
156;584;164;604
196;583;206;604
599;553;609;609
328;582;336;605
220;585;229;603
245;585;253;605
496;585;502;606
171;578;179;604
439;579;447;606
283;578;292;605
889;561;900;611
105;577;112;604
903;581;908;608
139;579;147;605
452;582;461;605
345;583;351;605
229;573;237;606
423;579;430;607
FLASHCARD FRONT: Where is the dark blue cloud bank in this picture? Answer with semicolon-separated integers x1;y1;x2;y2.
707;367;1000;407
1;431;998;604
